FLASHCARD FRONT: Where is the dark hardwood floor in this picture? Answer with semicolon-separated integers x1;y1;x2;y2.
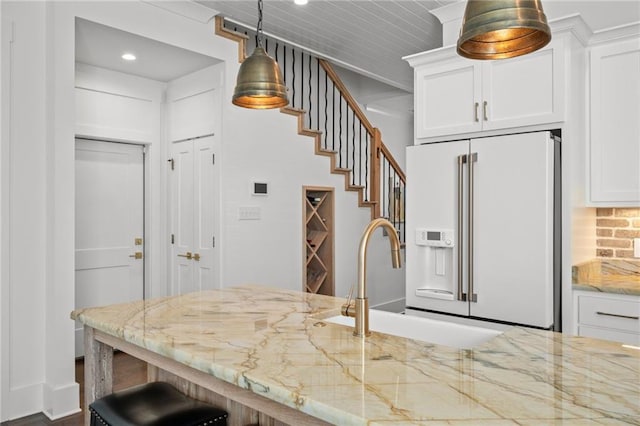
1;352;147;426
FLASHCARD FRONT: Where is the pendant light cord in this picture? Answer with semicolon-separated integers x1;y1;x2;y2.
256;0;264;47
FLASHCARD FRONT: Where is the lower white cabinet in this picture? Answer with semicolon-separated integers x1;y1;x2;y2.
574;291;640;345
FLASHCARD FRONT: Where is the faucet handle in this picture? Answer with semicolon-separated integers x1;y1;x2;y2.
341;284;356;317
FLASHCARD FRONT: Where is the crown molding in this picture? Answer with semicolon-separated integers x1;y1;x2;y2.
429;1;465;25
589;21;640;45
549;14;592;46
141;1;218;24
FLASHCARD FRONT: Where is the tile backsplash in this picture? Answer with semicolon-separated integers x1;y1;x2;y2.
596;208;640;259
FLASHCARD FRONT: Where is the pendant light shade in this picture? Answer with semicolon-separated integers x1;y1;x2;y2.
232;0;288;109
232;47;288;109
457;0;551;60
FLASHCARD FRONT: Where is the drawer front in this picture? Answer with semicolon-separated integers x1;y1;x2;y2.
578;325;640;346
578;295;640;334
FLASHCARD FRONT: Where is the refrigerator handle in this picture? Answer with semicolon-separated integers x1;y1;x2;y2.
468;152;478;303
457;154;467;302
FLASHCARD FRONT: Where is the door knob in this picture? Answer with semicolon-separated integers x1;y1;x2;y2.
193;253;200;261
177;252;192;260
129;252;143;260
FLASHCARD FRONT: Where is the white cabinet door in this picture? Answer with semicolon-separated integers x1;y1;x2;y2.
415;60;482;139
575;291;640;345
75;139;144;356
482;40;564;131
589;38;640;205
412;42;563;142
470;132;555;328
170;136;218;295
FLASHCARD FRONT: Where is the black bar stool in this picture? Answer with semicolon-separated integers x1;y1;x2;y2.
89;382;228;426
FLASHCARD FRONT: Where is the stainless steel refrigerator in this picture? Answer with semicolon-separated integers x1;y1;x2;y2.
405;131;561;330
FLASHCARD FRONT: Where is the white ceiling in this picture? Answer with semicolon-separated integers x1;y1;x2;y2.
198;0;453;92
75;18;221;82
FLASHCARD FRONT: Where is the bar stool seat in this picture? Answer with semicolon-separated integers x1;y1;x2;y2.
89;381;228;426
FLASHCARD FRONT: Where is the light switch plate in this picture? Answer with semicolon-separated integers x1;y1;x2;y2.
634;238;640;258
238;206;261;220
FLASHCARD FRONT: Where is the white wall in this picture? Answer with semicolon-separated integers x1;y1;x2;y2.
2;2;50;419
0;0;404;420
219;105;404;301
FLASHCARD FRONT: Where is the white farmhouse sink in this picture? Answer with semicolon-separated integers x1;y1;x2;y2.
325;310;504;349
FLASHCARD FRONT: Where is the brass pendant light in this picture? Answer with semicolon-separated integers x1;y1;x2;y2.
457;0;551;60
232;0;288;109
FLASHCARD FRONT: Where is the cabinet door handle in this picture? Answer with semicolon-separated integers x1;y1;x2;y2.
193;253;200;261
474;102;479;122
596;311;639;320
483;101;488;121
177;252;192;260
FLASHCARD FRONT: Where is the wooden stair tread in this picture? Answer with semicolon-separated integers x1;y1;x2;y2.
301;128;322;135
281;106;306;115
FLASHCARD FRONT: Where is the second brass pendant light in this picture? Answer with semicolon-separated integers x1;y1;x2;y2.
232;0;289;109
457;0;552;60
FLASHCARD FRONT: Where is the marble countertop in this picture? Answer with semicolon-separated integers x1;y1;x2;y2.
72;285;640;425
573;259;640;296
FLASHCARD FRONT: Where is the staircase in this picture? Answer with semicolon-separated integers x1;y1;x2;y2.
215;17;406;242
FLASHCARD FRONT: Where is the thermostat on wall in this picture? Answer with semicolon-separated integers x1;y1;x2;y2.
252;181;268;196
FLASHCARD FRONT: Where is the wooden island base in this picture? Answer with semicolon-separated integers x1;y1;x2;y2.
84;327;331;426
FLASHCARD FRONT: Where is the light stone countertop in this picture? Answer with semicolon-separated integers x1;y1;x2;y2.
573;259;640;296
72;285;640;425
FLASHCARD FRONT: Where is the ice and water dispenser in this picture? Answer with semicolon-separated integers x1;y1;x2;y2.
413;228;456;300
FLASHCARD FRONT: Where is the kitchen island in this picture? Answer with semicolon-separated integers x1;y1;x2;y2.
72;285;640;425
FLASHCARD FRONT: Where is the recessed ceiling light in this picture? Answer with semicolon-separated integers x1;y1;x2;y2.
121;53;136;61
294;0;308;5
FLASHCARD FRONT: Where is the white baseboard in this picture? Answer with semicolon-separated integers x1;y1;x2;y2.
7;382;43;421
43;381;80;420
371;297;405;313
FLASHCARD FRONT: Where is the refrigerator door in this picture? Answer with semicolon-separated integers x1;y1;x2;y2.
470;132;555;328
406;141;470;317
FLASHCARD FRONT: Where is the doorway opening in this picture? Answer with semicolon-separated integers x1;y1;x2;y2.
74;139;145;357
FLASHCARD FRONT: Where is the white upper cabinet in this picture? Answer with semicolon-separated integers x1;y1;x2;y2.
415;60;482;137
482;45;563;131
588;36;640;205
409;38;565;140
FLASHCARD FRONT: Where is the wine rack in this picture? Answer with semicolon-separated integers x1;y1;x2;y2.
303;186;334;296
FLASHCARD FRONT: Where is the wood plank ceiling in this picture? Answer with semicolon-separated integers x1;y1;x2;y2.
196;0;455;92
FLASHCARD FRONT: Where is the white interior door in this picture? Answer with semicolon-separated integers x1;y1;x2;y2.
75;139;144;357
171;141;195;294
170;136;217;294
192;137;215;290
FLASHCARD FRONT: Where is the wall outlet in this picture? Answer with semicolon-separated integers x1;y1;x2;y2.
238;206;261;220
635;238;640;258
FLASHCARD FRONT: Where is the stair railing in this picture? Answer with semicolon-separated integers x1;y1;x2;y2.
217;17;405;242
